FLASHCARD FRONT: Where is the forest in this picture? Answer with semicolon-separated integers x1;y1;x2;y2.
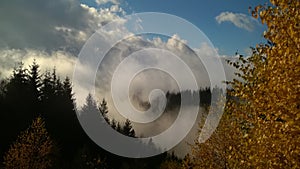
0;0;299;168
0;60;218;168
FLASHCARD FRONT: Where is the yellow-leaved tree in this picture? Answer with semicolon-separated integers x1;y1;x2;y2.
182;99;242;169
3;117;54;169
186;0;299;168
227;0;299;168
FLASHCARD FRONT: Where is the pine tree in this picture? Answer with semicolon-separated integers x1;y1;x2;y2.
28;60;42;116
81;94;99;116
40;69;85;163
99;98;110;124
122;119;135;137
116;122;122;133
28;60;41;99
80;94;104;137
40;70;55;102
3;63;36;152
111;119;117;129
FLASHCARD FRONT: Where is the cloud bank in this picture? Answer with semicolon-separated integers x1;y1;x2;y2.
0;0;124;54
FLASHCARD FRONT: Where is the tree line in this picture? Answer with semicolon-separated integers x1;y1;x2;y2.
0;60;214;168
0;61;166;168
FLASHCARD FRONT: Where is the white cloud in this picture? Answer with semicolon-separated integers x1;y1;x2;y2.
80;3;125;29
55;26;88;44
215;12;257;31
0;49;76;77
110;5;121;13
95;0;119;5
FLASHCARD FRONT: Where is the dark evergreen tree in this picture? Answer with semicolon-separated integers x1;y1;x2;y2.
122;119;135;137
79;94;116;168
1;62;39;157
116;122;122;133
0;75;6;106
199;87;212;106
39;69;86;167
165;88;213;109
59;76;86;158
40;70;55;102
81;94;97;112
28;60;41;96
0;76;7;156
99;98;110;124
28;60;42;116
111;119;117;129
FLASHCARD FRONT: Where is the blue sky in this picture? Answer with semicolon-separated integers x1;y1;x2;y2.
126;0;268;56
81;0;268;56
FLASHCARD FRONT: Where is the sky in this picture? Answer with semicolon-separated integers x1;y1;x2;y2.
0;0;270;105
0;0;269;75
82;0;268;56
127;0;268;56
0;0;270;157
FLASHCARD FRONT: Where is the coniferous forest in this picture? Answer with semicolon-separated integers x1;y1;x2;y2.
0;60;215;168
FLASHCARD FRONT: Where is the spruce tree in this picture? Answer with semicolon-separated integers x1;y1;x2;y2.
99;98;110;124
111;119;117;129
122;119;135;137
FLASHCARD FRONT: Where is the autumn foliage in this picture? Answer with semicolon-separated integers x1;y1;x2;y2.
3;117;54;169
186;0;300;168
